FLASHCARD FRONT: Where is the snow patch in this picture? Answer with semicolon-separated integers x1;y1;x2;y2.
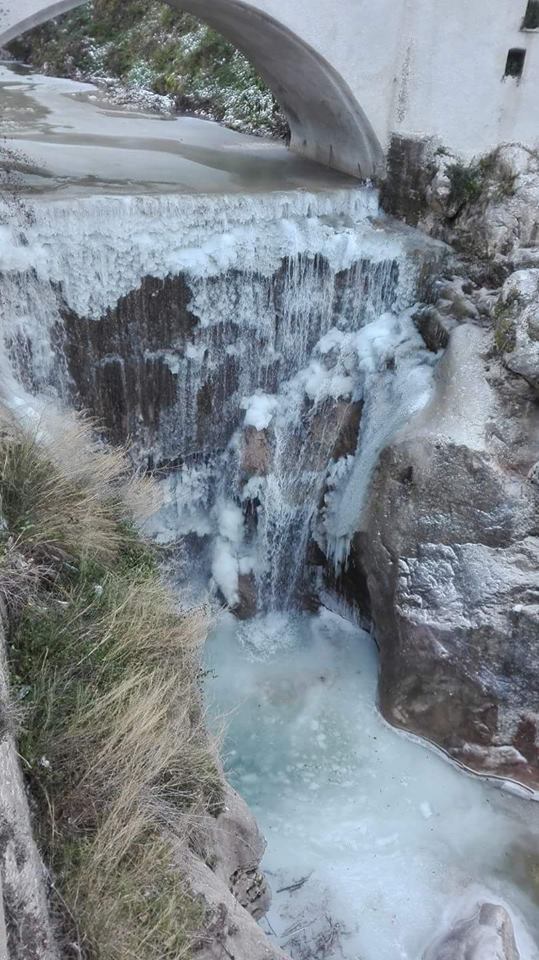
241;392;278;430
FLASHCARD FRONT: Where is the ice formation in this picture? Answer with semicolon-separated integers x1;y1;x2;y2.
206;610;539;960
0;172;440;608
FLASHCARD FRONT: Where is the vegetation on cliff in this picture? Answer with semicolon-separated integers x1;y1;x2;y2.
445;151;518;218
8;0;288;138
0;406;221;959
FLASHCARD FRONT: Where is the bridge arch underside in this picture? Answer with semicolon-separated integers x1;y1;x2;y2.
0;0;385;180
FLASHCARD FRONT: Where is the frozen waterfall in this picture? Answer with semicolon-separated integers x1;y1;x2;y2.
0;184;441;612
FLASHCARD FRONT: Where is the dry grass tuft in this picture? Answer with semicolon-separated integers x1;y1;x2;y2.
0;407;221;959
0;406;159;565
0;539;44;611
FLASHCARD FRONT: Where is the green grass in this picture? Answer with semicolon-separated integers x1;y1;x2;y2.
0;411;222;959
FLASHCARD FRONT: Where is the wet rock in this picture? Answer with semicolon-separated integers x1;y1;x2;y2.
380;135;437;226
360;324;539;787
232;572;258;620
423;903;519;960
53;256;377;469
330;401;363;461
302;399;362;470
322;529;372;628
59;273;197;454
412;306;452;352
241;426;272;476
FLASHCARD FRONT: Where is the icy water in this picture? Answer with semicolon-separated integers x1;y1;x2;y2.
2;61;539;960
0;62;353;197
206;611;539;960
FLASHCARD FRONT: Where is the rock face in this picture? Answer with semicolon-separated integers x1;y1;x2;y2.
186;784;286;960
360;318;539;786
241;426;273;477
50;257;383;469
423;903;520;960
496;269;539;394
432;145;539;269
354;143;539;789
0;615;59;960
383;142;539;276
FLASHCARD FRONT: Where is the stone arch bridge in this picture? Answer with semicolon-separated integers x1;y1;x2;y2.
1;0;538;178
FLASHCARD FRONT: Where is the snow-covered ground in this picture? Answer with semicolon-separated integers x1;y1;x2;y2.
206;609;539;960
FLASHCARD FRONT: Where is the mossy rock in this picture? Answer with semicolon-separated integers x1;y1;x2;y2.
493;289;521;354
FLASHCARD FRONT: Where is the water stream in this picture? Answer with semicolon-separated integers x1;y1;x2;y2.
1;63;539;960
207;611;539;960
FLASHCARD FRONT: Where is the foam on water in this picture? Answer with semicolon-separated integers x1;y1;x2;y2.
206;609;539;960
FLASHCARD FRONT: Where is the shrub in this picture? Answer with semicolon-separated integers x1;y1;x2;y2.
8;0;289;139
446;151;517;214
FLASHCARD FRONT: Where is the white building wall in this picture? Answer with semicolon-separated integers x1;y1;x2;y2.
392;0;539;157
263;0;539;158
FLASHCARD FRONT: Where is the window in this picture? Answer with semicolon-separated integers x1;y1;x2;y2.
522;0;539;30
504;48;526;79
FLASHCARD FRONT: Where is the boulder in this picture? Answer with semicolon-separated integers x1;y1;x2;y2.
360;323;539;786
496;269;539;394
423;903;519;960
184;783;286;960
